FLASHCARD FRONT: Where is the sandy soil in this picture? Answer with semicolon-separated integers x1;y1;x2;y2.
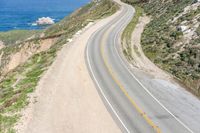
6;38;56;73
14;5;123;133
0;41;4;50
0;41;4;73
0;51;3;68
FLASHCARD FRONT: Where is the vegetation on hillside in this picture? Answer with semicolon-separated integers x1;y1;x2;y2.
122;0;200;96
0;0;119;75
45;0;118;37
0;0;119;132
121;5;143;61
0;30;40;46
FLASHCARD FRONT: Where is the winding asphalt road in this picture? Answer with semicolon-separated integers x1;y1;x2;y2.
86;1;194;133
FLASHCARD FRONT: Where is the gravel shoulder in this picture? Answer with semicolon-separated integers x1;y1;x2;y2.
129;16;172;80
14;5;123;133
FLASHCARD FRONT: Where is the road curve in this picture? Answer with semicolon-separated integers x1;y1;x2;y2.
86;0;194;133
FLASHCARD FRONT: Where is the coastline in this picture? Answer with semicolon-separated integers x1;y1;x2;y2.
0;0;120;132
14;1;121;132
0;0;90;32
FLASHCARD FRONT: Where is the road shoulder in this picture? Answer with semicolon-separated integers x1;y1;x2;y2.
14;6;123;133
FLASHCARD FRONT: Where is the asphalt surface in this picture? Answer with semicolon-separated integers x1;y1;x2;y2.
86;1;194;133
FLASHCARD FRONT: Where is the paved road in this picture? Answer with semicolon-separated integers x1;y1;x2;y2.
86;1;194;133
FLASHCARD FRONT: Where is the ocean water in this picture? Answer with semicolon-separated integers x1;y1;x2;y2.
0;0;90;31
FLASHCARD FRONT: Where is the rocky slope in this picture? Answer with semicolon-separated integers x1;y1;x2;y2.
123;0;200;97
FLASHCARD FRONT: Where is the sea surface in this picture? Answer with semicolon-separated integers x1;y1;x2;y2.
0;0;90;31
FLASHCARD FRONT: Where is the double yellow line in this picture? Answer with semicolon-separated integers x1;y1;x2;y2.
100;30;162;133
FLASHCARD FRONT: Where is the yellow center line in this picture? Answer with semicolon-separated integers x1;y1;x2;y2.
100;29;162;133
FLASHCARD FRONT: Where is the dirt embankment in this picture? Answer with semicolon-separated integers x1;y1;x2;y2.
0;41;4;50
129;15;172;80
7;39;56;71
130;15;200;96
0;38;57;76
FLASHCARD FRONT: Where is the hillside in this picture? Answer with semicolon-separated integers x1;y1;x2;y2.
122;0;200;97
0;0;119;132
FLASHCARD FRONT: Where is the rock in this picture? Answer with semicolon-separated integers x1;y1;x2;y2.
36;17;55;25
193;0;200;4
177;25;188;32
67;38;73;42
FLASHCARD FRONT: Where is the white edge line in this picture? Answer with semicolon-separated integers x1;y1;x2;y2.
113;5;194;133
86;28;130;133
85;4;132;133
